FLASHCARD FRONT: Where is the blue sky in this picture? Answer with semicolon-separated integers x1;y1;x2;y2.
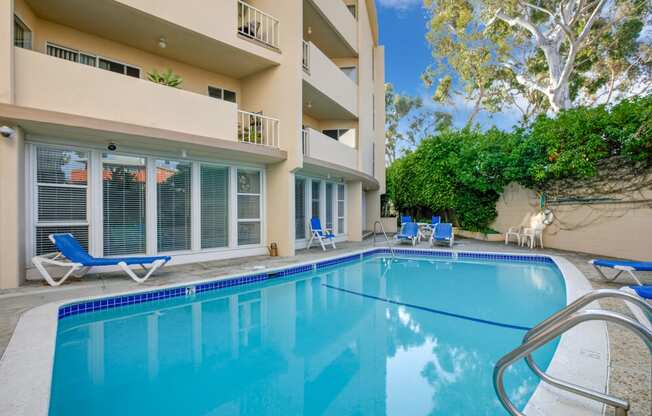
377;0;521;131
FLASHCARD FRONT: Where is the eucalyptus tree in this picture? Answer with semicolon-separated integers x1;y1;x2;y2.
424;0;651;116
385;83;423;163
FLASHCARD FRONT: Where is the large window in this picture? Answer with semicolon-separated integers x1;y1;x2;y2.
337;184;345;234
201;165;229;249
102;155;146;256
325;183;334;230
295;178;306;239
14;15;31;49
34;147;89;255
29;146;267;260
237;170;261;246
208;86;237;103
157;160;192;252
311;180;321;220
46;42;140;78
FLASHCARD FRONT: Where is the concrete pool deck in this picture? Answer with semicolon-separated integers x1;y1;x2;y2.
1;237;650;415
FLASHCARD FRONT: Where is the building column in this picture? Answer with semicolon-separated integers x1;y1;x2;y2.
346;181;363;241
0;126;25;289
364;189;381;232
0;0;14;104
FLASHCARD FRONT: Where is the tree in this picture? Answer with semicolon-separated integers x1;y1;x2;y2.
424;0;651;116
385;83;422;163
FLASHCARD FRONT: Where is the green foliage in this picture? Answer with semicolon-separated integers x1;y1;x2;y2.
147;68;183;88
386;95;652;231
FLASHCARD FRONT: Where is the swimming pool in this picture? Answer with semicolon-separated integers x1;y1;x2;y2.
48;250;567;415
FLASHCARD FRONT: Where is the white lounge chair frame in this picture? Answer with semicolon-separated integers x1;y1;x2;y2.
307;223;336;251
620;286;652;332
430;232;454;248
32;235;168;286
591;261;644;285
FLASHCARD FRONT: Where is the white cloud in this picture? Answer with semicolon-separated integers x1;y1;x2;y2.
378;0;421;10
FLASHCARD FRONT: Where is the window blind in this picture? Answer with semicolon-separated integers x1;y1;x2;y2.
103;156;146;256
326;183;334;230
157;160;192;252
35;147;88;255
295;178;306;239
201;165;229;249
337;184;345;234
311;180;320;219
237;170;261;245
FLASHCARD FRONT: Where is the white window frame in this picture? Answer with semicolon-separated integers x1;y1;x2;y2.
25;139;267;264
235;168;264;247
27;143;93;259
14;14;32;49
294;175;309;241
45;41;141;77
337;183;346;235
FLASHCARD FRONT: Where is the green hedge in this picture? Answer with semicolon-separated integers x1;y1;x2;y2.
386;95;652;231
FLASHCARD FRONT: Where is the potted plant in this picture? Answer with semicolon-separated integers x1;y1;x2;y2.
147;68;183;88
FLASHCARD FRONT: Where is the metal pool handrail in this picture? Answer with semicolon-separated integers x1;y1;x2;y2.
493;289;652;416
373;220;395;257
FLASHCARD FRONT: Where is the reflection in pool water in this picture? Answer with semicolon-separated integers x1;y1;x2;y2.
51;256;565;415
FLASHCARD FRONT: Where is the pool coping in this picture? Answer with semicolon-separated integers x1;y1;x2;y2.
0;247;608;416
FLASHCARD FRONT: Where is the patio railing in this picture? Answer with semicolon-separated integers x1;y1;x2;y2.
301;129;309;156
302;40;310;72
237;1;280;49
237;110;280;148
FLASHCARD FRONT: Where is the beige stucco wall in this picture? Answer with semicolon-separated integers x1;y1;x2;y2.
356;0;377;178
309;0;358;53
13;1;242;100
15;48;239;141
305;128;357;170
303;41;358;116
0;125;26;289
493;182;652;261
240;0;304;257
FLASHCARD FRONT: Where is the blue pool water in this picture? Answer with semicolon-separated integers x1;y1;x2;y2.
50;254;566;415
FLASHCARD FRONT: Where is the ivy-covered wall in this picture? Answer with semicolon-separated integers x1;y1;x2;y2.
386;95;652;231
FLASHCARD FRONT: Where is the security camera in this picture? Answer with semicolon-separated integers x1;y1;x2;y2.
0;126;16;138
107;142;117;152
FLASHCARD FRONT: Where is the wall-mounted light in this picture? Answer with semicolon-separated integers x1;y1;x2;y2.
307;101;313;109
181;149;188;158
158;37;167;49
307;26;312;35
0;126;16;139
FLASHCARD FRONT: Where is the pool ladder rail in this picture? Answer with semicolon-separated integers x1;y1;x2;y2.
493;289;652;416
372;220;396;257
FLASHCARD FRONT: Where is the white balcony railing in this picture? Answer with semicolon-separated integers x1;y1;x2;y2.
302;41;310;72
237;110;280;147
301;129;309;155
237;1;280;49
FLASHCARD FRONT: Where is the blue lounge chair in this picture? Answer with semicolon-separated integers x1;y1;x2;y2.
307;217;335;251
395;222;419;246
32;233;171;286
401;215;413;224
425;216;441;234
431;223;454;247
620;285;652;331
589;258;652;285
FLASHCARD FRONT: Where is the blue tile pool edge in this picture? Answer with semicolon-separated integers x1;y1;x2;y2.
57;248;557;320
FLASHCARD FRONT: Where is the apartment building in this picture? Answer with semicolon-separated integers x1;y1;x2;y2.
0;0;386;288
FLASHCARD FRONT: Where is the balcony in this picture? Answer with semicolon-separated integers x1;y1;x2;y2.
24;0;281;78
304;0;358;56
13;48;281;151
302;41;358;120
302;128;357;172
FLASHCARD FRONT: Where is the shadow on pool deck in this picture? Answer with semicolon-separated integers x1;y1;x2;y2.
1;237;650;415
